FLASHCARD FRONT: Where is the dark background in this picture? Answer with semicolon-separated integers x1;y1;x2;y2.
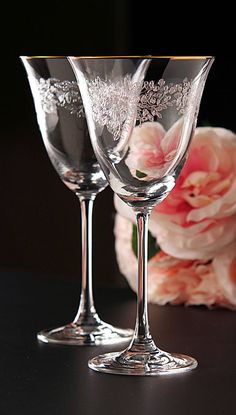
0;2;235;286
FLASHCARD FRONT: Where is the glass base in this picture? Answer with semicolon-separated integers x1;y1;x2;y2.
88;349;198;376
37;321;133;346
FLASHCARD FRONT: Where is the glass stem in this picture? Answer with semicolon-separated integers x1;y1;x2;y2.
128;210;157;352
73;195;100;326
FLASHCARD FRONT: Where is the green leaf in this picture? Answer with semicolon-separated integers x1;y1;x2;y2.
136;170;147;178
132;224;160;260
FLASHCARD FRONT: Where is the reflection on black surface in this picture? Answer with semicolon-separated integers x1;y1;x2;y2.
0;271;235;414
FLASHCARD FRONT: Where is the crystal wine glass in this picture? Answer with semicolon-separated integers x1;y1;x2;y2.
69;55;214;372
20;56;133;345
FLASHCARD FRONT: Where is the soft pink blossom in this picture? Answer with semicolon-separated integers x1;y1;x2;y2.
126;120;183;178
114;126;236;308
152;127;236;259
213;242;236;307
119;126;236;260
115;215;235;308
148;252;227;307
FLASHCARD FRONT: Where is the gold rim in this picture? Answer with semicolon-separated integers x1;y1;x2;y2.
20;56;67;59
20;55;214;61
69;55;214;60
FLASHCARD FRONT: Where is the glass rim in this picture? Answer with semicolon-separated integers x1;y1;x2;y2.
20;55;214;60
69;55;214;60
20;56;67;59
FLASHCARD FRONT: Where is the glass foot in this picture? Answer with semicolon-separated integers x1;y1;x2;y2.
37;321;133;346
88;349;198;376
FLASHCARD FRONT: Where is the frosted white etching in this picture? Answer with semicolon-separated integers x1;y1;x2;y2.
87;75;142;140
87;76;193;139
137;78;193;123
37;78;84;117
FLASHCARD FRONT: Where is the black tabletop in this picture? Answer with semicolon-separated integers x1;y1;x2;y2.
0;271;235;415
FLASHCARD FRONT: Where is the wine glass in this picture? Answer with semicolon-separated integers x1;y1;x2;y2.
20;56;133;345
69;55;214;373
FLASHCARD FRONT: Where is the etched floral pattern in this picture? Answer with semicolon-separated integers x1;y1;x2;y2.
137;78;193;123
87;75;142;140
37;78;84;117
87;76;193;139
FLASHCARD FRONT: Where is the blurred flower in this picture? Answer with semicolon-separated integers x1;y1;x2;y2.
115;126;236;309
152;127;236;260
115;215;236;309
126;119;183;179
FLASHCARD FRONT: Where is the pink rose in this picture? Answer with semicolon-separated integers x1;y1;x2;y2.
148;253;225;307
152;127;236;259
126;120;183;179
213;242;236;307
114;125;236;309
115;214;236;309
